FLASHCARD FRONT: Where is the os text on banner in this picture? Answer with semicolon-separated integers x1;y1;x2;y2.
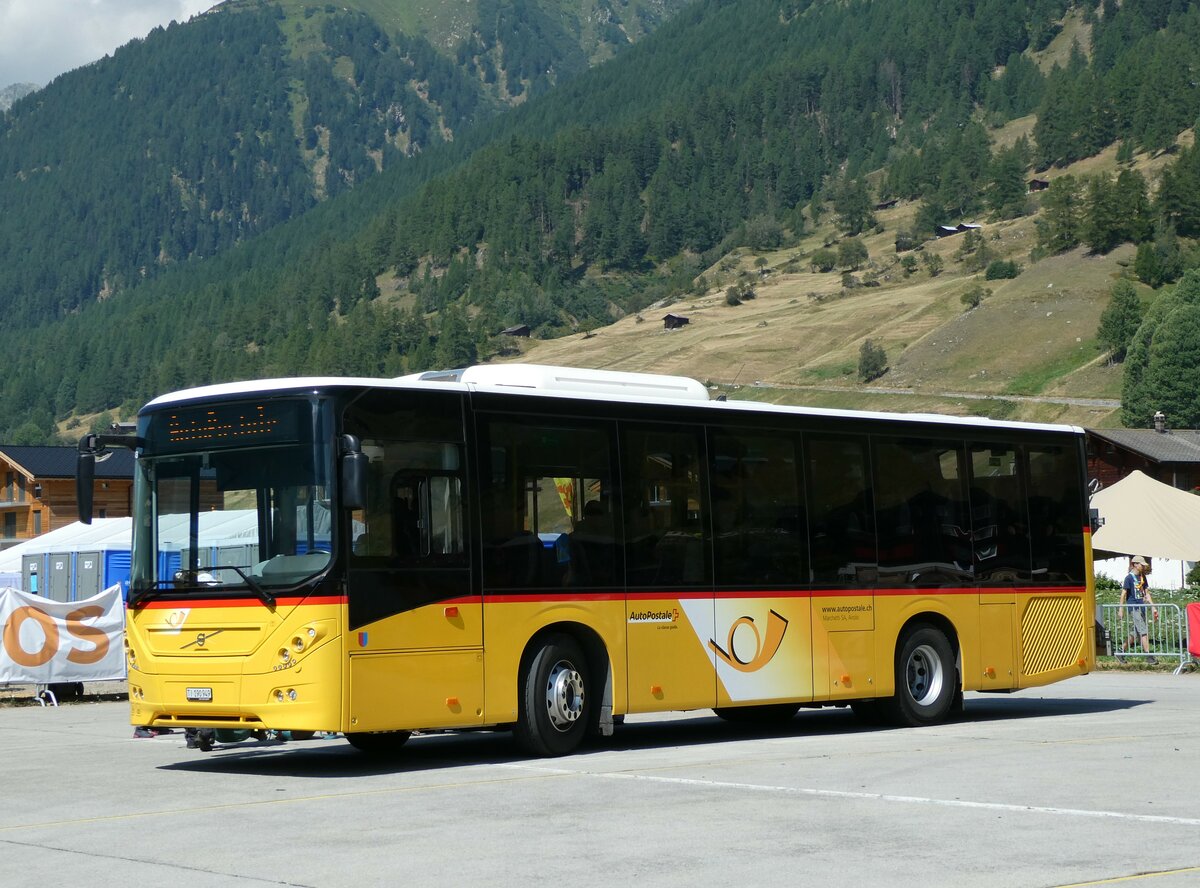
0;585;126;683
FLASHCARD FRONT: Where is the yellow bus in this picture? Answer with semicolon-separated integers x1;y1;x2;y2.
78;364;1095;756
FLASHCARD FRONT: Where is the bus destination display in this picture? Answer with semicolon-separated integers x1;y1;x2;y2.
155;401;305;452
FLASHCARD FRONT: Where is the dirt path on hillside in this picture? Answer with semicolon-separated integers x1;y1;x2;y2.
733;380;1120;410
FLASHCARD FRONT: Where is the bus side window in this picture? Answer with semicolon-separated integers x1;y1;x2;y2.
968;444;1031;584
1027;446;1085;583
710;429;805;587
872;437;971;587
478;418;618;590
806;435;876;586
352;441;465;566
391;476;421;557
622;426;710;588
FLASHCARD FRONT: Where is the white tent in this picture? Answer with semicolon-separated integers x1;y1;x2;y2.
0;517;133;574
1091;470;1200;589
0;517;133;591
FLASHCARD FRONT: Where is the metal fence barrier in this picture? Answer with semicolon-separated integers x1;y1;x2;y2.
1098;603;1188;670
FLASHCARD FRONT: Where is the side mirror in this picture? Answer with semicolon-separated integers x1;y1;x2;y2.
76;439;97;525
76;428;140;525
340;435;368;511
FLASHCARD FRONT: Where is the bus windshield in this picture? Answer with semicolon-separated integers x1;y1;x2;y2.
129;397;335;601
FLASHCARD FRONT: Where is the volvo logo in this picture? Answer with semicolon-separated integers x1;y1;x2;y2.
181;629;224;649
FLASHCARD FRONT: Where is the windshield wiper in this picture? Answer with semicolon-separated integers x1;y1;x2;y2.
128;568;276;609
207;564;276;608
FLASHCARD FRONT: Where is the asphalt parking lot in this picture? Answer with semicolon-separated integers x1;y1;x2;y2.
1;672;1198;888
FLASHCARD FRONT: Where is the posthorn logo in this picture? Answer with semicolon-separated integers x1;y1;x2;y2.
709;609;789;672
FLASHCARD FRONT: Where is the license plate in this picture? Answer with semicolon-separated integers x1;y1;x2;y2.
185;687;213;702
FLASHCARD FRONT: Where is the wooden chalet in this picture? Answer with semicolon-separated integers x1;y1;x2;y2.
662;313;690;330
1028;178;1050;192
0;445;134;550
1087;422;1200;492
935;222;983;238
501;324;531;337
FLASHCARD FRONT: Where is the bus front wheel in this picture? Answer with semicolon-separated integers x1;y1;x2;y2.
515;634;590;757
885;624;957;727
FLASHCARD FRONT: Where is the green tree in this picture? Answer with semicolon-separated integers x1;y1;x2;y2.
744;215;784;251
1121;272;1200;426
810;249;837;273
837;237;869;270
1036;175;1084;254
833;178;874;236
1142;303;1200;427
984;259;1020;280
1134;224;1184;288
434;305;477;368
90;410;115;436
8;420;49;445
1097;280;1144;362
986;145;1028;219
858;339;888;382
960;284;991;310
1083;174;1126;254
1115;169;1153;244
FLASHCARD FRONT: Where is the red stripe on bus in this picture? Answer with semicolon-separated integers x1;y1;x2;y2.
486;586;1085;604
138;595;347;609
136;585;1084;610
486;592;626;604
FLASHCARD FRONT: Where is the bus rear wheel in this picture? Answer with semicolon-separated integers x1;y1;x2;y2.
884;624;957;727
515;634;590;757
345;730;412;755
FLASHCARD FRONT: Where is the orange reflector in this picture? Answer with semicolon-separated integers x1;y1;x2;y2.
444;606;459;618
446;697;459;707
650;685;662;695
1077;658;1086;668
985;666;996;678
840;674;851;685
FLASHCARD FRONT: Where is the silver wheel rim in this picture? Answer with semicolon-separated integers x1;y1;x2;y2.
544;659;585;732
905;643;944;707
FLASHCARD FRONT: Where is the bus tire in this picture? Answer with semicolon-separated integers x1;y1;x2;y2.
885;624;956;727
345;730;411;755
515;634;590;757
713;703;800;724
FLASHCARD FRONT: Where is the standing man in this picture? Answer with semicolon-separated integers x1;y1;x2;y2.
1119;556;1158;664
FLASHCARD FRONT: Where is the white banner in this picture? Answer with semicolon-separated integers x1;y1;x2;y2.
0;585;125;683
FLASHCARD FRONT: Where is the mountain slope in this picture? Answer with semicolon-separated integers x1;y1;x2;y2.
5;0;1200;441
0;82;38;112
0;0;688;328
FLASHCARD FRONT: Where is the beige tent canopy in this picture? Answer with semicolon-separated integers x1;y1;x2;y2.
1091;470;1200;561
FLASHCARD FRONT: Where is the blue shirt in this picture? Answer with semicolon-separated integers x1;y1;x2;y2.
1123;571;1146;604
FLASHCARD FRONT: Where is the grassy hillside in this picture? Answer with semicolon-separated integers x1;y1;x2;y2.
8;0;1200;442
501;135;1195;428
